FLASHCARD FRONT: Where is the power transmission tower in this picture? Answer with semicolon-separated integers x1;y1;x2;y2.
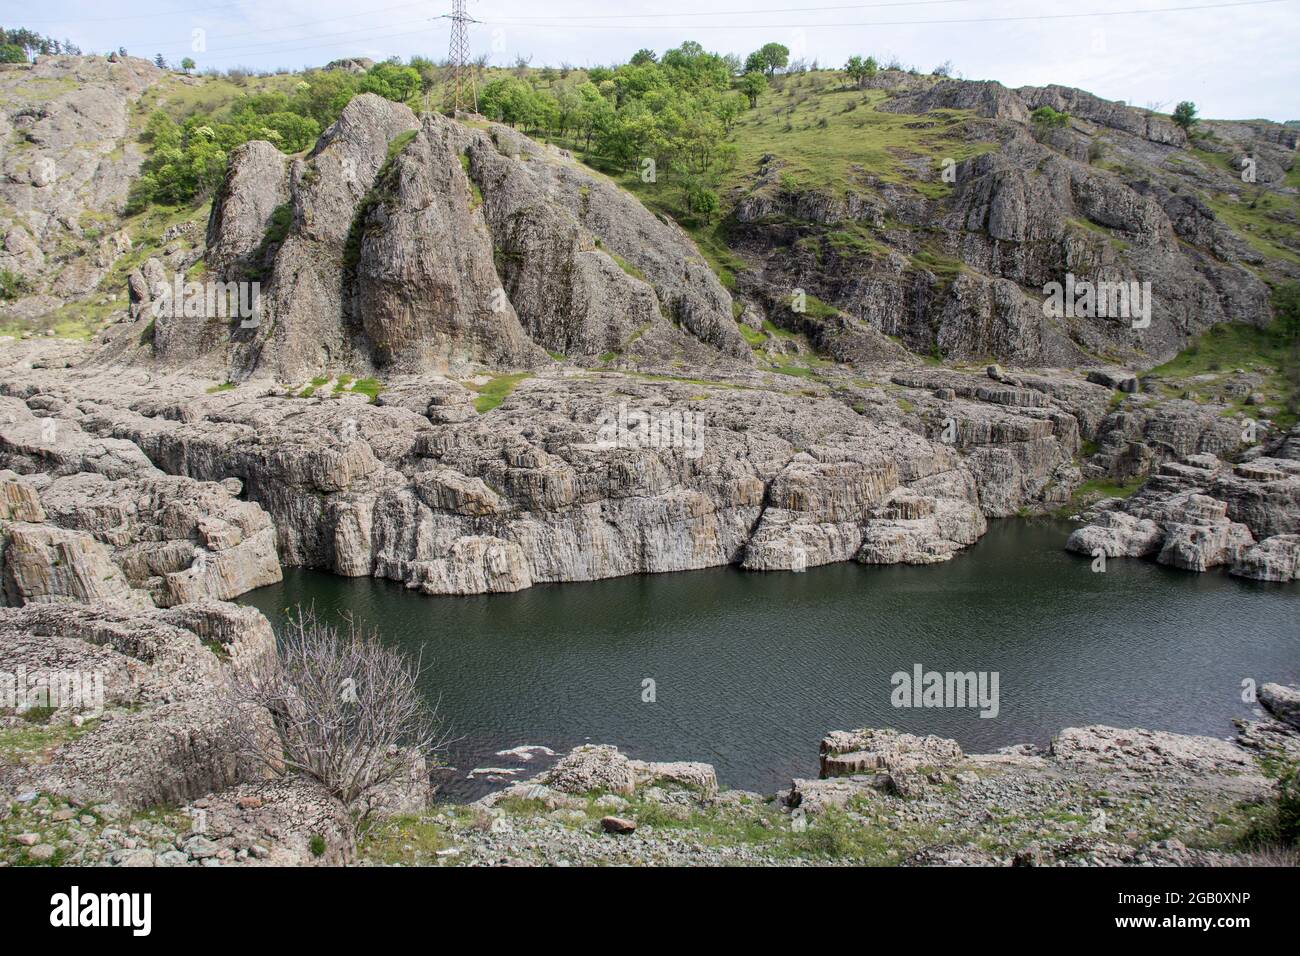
445;0;479;115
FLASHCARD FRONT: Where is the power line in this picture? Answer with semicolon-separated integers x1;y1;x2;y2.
502;0;981;20
20;1;258;25
482;0;1294;29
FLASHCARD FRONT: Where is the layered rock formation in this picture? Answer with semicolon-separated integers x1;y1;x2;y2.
2;334;1126;593
732;73;1293;368
0;600;276;808
113;98;748;382
1067;435;1300;579
0;395;281;606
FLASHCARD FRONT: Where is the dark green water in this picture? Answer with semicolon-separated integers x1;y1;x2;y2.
242;519;1298;798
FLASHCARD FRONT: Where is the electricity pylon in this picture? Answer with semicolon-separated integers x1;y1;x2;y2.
445;0;479;115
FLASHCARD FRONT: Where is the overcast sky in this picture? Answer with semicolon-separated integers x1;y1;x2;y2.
17;0;1300;120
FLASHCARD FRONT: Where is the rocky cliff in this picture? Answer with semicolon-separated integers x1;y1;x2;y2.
113;96;749;382
731;74;1295;368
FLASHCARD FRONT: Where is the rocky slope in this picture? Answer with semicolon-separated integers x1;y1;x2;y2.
730;73;1297;367
0;55;165;326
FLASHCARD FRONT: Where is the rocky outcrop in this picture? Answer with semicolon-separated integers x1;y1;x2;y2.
350;115;543;373
1259;683;1300;731
0;601;276;808
1066;449;1300;579
0;397;281;606
132;101;747;382
0;56;165;320
183;776;354;865
820;728;964;776
730;75;1285;369
204;141;291;280
2;337;1161;594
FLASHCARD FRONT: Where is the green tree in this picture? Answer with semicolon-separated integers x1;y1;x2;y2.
744;42;789;78
738;71;767;109
359;62;421;104
685;182;720;223
0;44;27;64
1172;100;1198;132
180;57;195;74
844;55;878;89
630;48;657;66
1031;105;1070;134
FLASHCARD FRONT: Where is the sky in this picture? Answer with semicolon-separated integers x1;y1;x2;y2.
11;0;1299;121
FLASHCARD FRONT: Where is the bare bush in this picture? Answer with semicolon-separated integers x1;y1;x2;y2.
228;606;446;835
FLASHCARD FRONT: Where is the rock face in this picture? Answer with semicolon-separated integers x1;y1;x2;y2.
731;75;1290;368
1066;445;1300;579
0;397;281;606
0;56;165;321
538;745;637;796
1049;725;1257;775
820;728;964;777
0;600;277;807
185;776;354;865
127;101;746;382
2;349;1079;593
204;140;291;280
1259;683;1300;730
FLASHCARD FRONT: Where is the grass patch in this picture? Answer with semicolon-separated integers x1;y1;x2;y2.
469;372;531;413
359;814;451;865
1147;321;1299;430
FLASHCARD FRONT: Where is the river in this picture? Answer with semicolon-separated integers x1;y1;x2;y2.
241;518;1299;799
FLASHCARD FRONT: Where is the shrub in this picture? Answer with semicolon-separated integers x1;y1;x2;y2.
227;606;446;837
1172;100;1198;132
0;268;31;301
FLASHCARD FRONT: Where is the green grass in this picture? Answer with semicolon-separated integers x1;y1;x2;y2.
0;197;212;340
0;717;100;764
607;251;646;281
359;814;450;865
296;375;330;398
1147;321;1299;430
1056;476;1146;517
469;372;531;413
1202;190;1300;267
387;129;418;161
726;82;994;200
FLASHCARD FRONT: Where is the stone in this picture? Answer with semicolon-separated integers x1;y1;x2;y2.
538;744;636;795
600;815;637;835
27;844;56;861
820;728;964;776
1258;683;1300;730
